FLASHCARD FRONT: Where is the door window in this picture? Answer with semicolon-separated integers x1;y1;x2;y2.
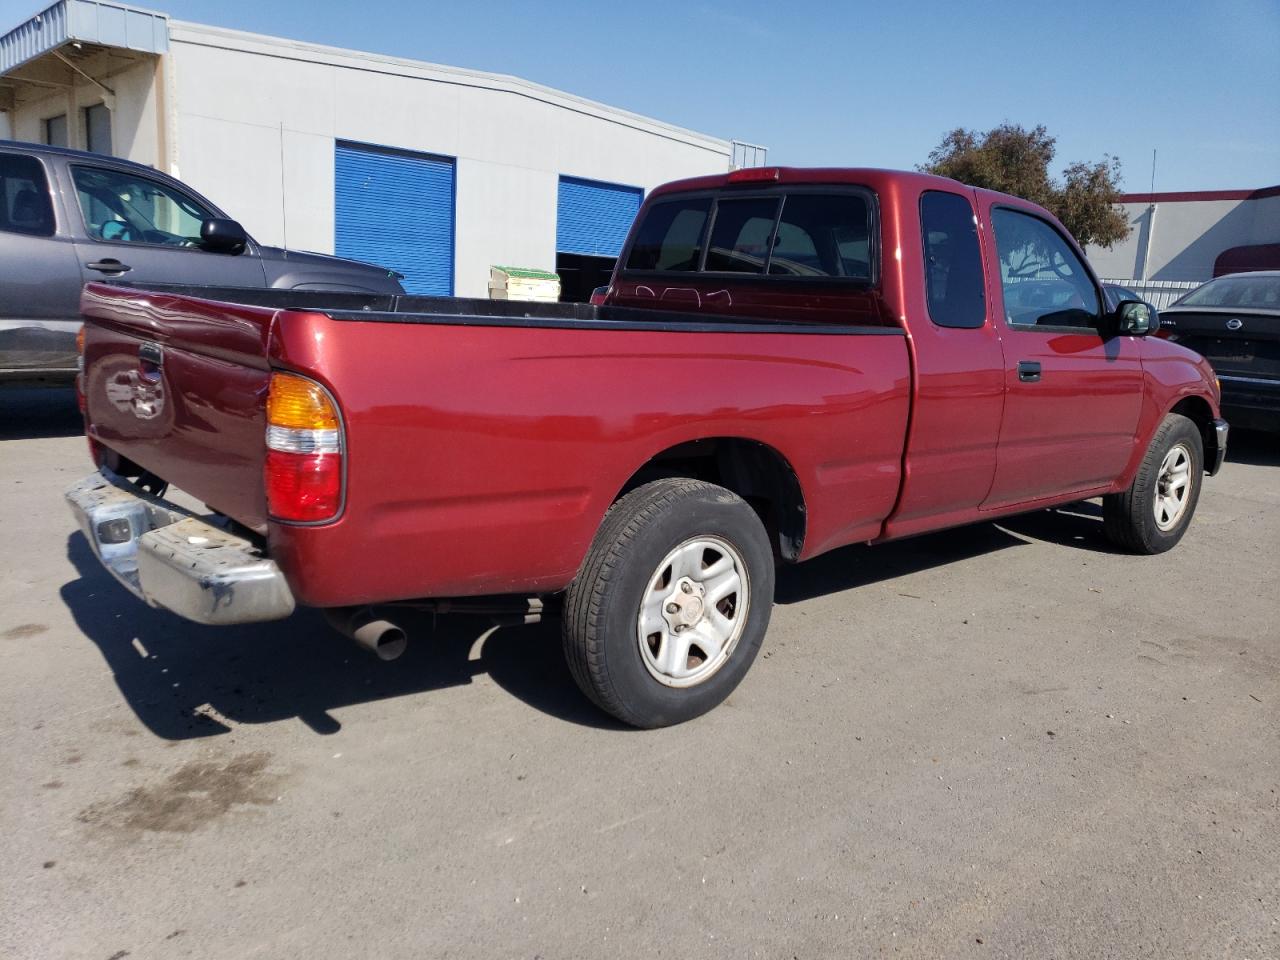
71;165;213;247
991;207;1100;329
919;191;986;328
0;154;55;237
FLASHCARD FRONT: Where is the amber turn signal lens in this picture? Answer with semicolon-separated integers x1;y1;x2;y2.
76;325;85;354
267;371;339;430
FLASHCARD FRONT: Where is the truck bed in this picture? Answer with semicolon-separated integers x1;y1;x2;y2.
80;283;911;606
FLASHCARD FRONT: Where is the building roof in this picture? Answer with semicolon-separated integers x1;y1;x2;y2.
166;20;732;157
1119;185;1280;204
0;0;167;74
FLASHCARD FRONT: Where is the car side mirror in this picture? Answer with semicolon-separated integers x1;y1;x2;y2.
201;218;248;255
1114;299;1158;336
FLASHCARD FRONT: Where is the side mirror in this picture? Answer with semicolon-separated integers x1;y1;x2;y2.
1114;299;1158;336
200;218;248;254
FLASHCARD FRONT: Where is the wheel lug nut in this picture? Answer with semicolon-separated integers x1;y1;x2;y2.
680;582;692;594
666;603;679;614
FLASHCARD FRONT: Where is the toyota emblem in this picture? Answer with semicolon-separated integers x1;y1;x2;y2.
1226;318;1243;331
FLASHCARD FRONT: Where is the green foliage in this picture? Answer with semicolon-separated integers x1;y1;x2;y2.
922;123;1131;249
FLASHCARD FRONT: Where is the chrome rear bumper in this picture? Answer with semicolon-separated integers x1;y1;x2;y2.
65;470;295;625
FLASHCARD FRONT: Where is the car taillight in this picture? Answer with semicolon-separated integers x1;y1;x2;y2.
264;371;344;522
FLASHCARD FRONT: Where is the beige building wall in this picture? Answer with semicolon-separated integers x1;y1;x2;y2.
1088;191;1280;282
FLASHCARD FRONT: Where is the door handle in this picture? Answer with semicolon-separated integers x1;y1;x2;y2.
86;259;131;273
1017;360;1042;382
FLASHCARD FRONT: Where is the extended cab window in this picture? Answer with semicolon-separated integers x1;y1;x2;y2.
706;198;779;274
625;198;710;272
992;208;1100;330
0;154;55;237
625;189;875;280
72;166;214;247
771;195;871;278
920;191;985;329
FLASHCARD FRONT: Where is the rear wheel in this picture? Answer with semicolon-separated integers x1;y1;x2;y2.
1103;413;1203;554
563;479;774;728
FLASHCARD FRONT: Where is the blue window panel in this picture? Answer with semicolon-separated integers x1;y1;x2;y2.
335;141;455;295
556;175;643;257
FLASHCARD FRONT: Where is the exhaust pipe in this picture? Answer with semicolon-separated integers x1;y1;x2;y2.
323;607;408;661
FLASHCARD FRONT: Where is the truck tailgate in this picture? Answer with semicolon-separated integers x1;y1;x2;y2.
80;285;275;530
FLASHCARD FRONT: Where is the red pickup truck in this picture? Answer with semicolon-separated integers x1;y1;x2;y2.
66;167;1227;728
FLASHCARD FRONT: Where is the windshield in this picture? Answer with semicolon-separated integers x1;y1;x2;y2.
1175;274;1280;309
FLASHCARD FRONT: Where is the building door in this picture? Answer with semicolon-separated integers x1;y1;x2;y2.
335;142;455;296
556;175;642;301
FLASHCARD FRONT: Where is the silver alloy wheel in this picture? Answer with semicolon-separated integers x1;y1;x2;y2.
1154;442;1193;531
637;535;750;688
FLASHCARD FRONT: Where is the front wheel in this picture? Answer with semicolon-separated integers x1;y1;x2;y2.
563;479;775;728
1103;413;1204;554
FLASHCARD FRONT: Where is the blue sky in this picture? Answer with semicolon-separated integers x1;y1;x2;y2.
5;0;1277;191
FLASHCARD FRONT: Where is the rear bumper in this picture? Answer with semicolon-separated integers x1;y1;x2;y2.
1219;374;1280;433
65;470;295;625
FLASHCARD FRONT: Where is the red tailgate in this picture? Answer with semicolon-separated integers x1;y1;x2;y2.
80;284;275;530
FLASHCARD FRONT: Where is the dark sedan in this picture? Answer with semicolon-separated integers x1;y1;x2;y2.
1160;271;1280;432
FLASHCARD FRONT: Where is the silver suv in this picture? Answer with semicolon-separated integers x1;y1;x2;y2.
1;141;404;385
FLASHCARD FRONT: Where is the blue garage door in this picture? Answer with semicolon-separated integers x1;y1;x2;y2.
335;141;455;295
556;176;643;257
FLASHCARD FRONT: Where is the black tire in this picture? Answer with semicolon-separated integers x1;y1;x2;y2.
1103;413;1204;554
563;478;775;728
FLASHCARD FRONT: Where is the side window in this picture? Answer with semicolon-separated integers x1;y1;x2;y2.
919;191;986;329
705;198;780;274
71;165;214;247
625;198;710;272
771;194;871;278
0;154;55;237
991;208;1101;329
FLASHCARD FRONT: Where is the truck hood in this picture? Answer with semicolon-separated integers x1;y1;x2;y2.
257;246;405;294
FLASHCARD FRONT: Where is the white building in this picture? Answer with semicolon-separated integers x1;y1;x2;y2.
1087;186;1280;305
0;1;746;298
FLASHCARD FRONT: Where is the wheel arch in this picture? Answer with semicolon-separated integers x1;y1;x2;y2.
1169;394;1219;471
613;437;807;562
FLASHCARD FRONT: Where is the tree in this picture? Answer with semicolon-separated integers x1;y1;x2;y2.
921;123;1130;249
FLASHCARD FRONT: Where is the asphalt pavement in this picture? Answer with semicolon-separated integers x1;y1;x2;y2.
1;388;1277;959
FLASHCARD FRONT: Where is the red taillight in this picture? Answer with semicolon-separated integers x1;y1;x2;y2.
264;372;344;522
727;166;780;184
264;449;342;523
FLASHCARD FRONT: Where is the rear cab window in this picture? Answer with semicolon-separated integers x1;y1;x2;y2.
0;153;55;237
623;187;877;284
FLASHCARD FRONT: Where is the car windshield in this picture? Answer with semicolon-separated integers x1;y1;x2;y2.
1175;275;1280;309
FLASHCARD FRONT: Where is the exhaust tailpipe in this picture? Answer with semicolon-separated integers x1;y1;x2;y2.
324;607;408;661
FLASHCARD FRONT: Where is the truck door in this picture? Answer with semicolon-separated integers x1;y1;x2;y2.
67;163;266;291
880;189;1006;540
0;151;83;377
979;204;1143;508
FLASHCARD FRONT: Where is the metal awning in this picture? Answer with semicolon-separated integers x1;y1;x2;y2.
1;1;168;75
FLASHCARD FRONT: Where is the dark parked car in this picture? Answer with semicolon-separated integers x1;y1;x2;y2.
1160;271;1280;432
0;141;404;386
1104;283;1158;321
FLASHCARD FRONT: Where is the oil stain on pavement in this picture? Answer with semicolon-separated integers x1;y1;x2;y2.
77;752;283;834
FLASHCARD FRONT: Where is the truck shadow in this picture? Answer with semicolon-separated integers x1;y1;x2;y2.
60;533;623;740
0;387;83;440
775;505;1121;603
63;506;1123;740
1226;429;1279;467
